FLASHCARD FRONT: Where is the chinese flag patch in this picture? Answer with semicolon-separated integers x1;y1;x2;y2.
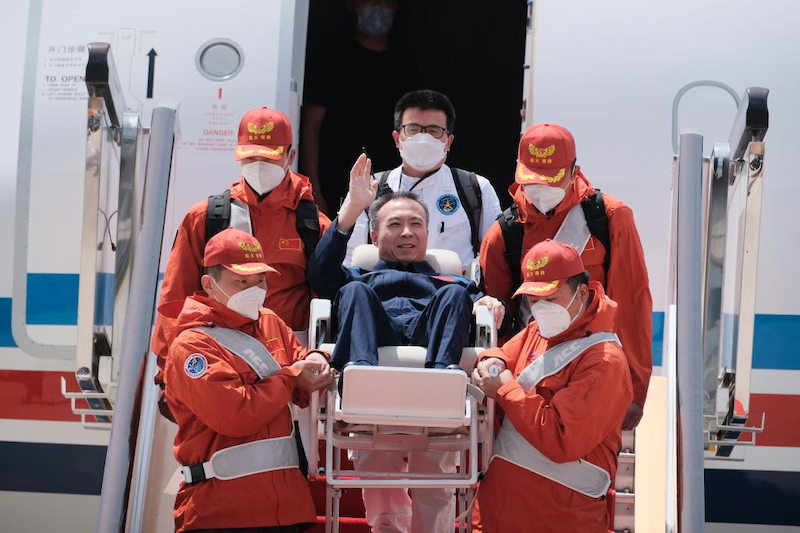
265;338;284;354
279;238;302;251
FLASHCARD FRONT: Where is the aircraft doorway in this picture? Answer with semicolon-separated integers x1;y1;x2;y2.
301;0;528;213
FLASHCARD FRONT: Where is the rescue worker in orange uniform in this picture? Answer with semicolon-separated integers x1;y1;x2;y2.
153;106;331;392
479;123;651;429
162;227;333;533
472;240;632;533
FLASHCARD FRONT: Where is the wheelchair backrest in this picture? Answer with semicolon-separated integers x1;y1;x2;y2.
352;244;462;276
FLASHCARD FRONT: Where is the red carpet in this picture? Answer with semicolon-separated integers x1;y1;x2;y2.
308;449;368;532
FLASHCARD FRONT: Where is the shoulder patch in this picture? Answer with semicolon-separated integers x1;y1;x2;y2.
184;353;208;379
265;338;284;354
436;194;460;215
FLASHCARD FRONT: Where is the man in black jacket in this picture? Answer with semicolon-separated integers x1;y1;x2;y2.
308;154;504;371
307;154;504;532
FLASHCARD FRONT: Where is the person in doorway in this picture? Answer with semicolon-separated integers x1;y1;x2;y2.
479;123;651;429
473;239;632;532
300;0;415;215
161;227;333;532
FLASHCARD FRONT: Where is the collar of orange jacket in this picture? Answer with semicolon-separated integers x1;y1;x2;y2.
510;168;597;224
232;170;315;211
156;292;260;349
528;280;618;346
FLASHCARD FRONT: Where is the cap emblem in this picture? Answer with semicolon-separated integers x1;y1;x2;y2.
247;122;275;140
526;256;548;277
248;122;275;134
528;143;556;159
238;241;261;253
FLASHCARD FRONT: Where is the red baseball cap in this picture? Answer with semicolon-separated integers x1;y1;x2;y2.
513;239;584;298
234;107;293;161
514;123;576;187
203;227;278;276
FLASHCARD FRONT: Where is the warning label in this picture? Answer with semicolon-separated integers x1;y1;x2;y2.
40;44;88;101
183;103;237;153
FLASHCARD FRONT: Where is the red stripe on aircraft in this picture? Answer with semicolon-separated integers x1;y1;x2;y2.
1;372;800;448
740;394;800;447
0;370;82;422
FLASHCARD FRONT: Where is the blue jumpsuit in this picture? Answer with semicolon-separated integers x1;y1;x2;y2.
308;219;485;370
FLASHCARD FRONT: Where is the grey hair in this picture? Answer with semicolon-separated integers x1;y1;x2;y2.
368;191;430;231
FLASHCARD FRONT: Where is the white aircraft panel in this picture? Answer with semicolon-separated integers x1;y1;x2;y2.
532;0;800;314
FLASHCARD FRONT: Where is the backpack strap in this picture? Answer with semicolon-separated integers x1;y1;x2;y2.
206;189;320;261
376;170;394;199
296;199;321;260
497;204;524;289
205;190;232;245
580;190;611;273
451;168;483;257
366;170;394;244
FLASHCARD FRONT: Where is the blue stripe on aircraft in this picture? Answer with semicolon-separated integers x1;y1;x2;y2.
0;298;13;347
26;272;115;326
652;311;664;367
0;441;106;496
705;469;800;526
0;275;799;371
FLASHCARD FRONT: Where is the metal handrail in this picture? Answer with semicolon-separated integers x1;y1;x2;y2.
675;132;706;532
95;104;179;533
671;80;740;155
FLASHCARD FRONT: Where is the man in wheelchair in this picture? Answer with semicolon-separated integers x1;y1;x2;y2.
308;154;504;372
307;154;503;532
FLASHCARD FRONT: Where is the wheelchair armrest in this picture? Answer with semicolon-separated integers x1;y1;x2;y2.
309;298;332;349
474;306;497;348
466;258;480;283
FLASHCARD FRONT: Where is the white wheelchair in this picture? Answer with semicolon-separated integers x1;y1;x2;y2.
302;245;497;533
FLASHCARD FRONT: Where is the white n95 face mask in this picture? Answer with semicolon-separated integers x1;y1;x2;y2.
242;161;287;195
399;133;446;171
531;287;583;338
211;278;267;320
523;184;566;214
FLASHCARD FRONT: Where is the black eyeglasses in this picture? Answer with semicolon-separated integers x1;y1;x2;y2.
397;123;449;139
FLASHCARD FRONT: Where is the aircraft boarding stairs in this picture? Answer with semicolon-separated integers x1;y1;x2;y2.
51;44;770;532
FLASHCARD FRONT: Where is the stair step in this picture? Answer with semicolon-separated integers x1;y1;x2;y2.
621;429;635;454
615;452;636;492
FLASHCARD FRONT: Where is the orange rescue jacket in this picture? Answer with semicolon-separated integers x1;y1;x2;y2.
475;282;632;533
479;171;652;405
153;171;331;385
162;293;319;532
